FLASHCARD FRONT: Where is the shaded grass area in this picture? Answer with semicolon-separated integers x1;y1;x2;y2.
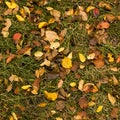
0;0;120;119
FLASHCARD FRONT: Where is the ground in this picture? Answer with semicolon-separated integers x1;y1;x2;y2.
0;0;120;120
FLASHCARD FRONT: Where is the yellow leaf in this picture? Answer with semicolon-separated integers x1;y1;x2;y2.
31;89;38;95
70;82;76;87
23;6;30;15
96;105;103;112
79;53;86;62
61;57;72;69
38;22;47;29
67;52;72;59
88;101;96;106
16;15;25;21
48;18;55;24
44;91;58;101
86;6;95;12
108;93;116;105
87;53;95;60
21;85;31;90
34;51;43;58
108;53;114;62
11;112;18;120
5;1;18;9
24;47;32;56
38;102;47;107
50;42;60;49
40;59;51;66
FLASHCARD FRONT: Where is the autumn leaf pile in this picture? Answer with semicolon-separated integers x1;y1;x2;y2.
0;0;120;119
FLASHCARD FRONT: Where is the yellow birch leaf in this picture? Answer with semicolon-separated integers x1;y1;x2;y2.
61;57;72;69
86;6;95;12
21;85;31;90
79;53;86;62
38;102;47;107
70;82;76;87
44;91;58;101
38;22;47;29
88;101;96;106
16;15;25;21
96;105;103;112
5;1;18;9
108;93;116;105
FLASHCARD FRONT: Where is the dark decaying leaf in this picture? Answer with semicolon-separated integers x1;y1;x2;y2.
78;97;88;109
56;100;65;111
46;72;59;80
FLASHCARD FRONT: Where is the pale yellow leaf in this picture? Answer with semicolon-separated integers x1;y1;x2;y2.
57;79;63;88
24;47;32;56
34;51;43;58
96;105;103;112
46;6;53;11
23;6;30;14
31;89;38;94
87;53;95;60
61;57;72;69
48;18;55;24
108;93;116;105
58;47;65;52
1;31;9;38
16;15;25;21
5;1;18;9
21;85;31;90
44;90;58;101
6;84;12;92
38;22;47;29
79;53;86;62
9;74;19;82
67;52;72;59
78;79;84;91
40;59;51;66
50;42;60;49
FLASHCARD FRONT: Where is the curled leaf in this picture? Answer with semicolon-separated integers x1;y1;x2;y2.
44;91;58;101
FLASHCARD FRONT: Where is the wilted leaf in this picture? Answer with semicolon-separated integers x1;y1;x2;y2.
11;112;18;120
79;97;88;109
96;105;103;112
71;62;79;72
116;55;120;63
56;100;65;111
86;6;95;12
50;42;60;49
44;90;58;101
14;87;20;95
61;57;72;69
21;85;31;90
38;22;47;29
12;33;22;44
50;9;61;21
38;102;47;107
40;59;51;66
79;53;86;62
5;1;18;9
74;111;88;120
111;108;118;119
65;9;74;16
6;54;16;64
104;14;116;23
45;30;59;42
108;93;116;105
97;21;110;29
16;14;25;21
35;67;45;78
88;101;96;106
87;53;95;60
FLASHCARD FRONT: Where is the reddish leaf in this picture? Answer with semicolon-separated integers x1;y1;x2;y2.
14;87;20;95
13;33;22;44
93;8;99;17
111;108;118;119
6;54;16;64
97;21;110;29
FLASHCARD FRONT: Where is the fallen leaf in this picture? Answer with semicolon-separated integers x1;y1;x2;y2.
56;100;65;111
11;112;18;120
16;14;25;21
93;59;105;68
104;14;116;23
93;8;100;17
70;82;76;87
78;97;88;109
99;1;112;10
112;75;119;85
14;87;20;95
74;111;88;120
111;108;118;119
45;30;59;42
88;101;96;106
116;55;120;63
12;33;22;44
96;105;103;112
40;59;51;66
86;6;95;12
38;22;47;29
6;84;12;92
108;93;116;105
35;67;45;78
21;85;31;90
79;53;86;62
50;9;61;21
5;1;18;9
61;57;72;69
38;102;47;107
4;8;12;15
71;62;79;72
108;53;114;62
97;21;110;29
44;90;58;101
65;9;74;16
87;53;95;60
34;51;43;59
6;54;16;64
57;79;64;88
78;79;84;91
46;72;59;80
50;42;60;49
9;74;19;82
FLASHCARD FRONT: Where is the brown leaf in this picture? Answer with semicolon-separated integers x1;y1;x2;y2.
111;108;118;119
104;14;116;23
97;21;110;29
99;1;112;10
32;78;40;91
14;87;20;95
56;100;65;111
93;59;105;68
4;8;12;15
71;62;80;72
6;54;16;64
74;111;88;120
108;93;116;105
6;84;12;92
46;72;59;80
78;97;88;109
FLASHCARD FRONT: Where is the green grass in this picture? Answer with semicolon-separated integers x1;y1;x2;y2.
0;0;120;119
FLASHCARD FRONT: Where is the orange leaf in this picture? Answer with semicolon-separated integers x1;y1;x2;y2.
6;54;16;64
93;59;105;68
97;21;110;29
116;55;120;63
12;33;22;44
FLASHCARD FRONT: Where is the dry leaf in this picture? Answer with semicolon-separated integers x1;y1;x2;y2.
88;101;96;106
57;79;63;88
5;1;18;9
44;90;58;101
79;53;86;62
4;8;12;15
112;75;119;85
104;14;116;23
87;53;95;60
116;55;120;63
93;8;100;17
50;9;61;21
40;59;51;66
38;102;47;107
96;105;103;112
45;30;59;42
86;6;95;12
108;93;116;105
99;1;112;10
35;67;45;78
71;62;79;72
16;14;25;21
34;51;43;59
11;112;18;120
108;53;114;62
9;74;19;82
93;59;105;68
97;21;110;29
78;79;84;91
65;9;74;16
56;100;65;111
50;42;60;49
111;108;118;119
70;82;76;87
61;57;72;69
6;54;16;64
6;84;12;92
21;85;31;90
14;87;20;95
12;33;22;44
79;97;88;109
38;22;47;29
74;111;88;120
